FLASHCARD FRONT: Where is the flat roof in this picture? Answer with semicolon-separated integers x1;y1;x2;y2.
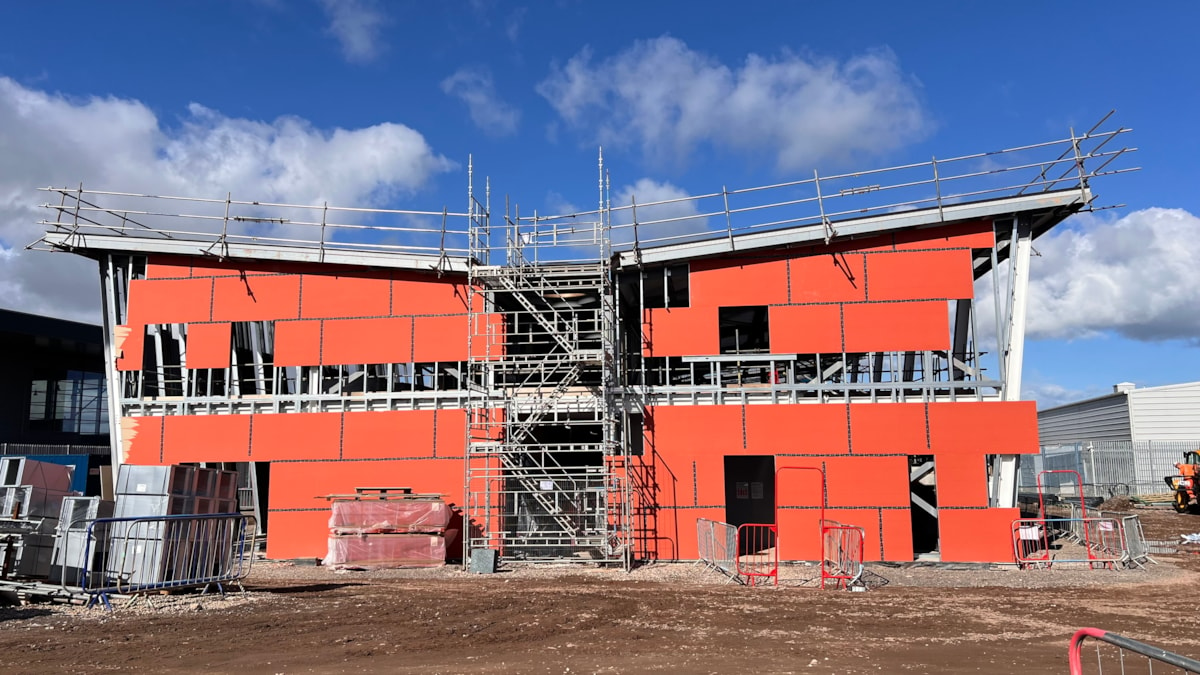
37;231;471;275
614;188;1089;268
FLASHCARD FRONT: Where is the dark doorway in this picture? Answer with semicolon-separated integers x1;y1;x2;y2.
724;455;776;527
909;455;938;556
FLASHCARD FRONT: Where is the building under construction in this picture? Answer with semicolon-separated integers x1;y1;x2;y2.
30;118;1135;565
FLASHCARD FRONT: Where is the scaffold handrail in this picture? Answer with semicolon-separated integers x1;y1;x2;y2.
33;118;1135;268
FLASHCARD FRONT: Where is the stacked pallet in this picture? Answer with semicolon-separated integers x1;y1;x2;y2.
0;458;79;578
322;488;450;570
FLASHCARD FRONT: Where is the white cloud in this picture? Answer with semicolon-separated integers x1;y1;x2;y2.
1022;381;1106;410
610;178;710;248
318;0;389;64
1026;208;1200;342
440;66;521;137
0;76;453;322
536;37;928;170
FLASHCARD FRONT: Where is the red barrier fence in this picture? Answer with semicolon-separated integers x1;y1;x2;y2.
1069;627;1200;674
821;521;865;590
735;523;777;587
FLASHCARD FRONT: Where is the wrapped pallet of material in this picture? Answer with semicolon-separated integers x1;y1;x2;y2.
323;533;446;570
328;498;451;534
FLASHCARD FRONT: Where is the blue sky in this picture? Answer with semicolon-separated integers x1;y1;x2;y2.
1;1;1198;407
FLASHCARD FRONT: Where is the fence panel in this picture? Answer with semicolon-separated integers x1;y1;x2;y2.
735;523;777;587
1069;627;1200;674
821;521;865;590
1013;517;1125;569
695;518;739;581
1024;440;1200;498
59;513;255;609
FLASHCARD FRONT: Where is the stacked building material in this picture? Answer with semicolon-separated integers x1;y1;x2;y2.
322;488;450;569
49;496;115;585
0;458;78;578
106;464;238;585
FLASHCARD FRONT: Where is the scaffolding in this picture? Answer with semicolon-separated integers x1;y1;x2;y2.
465;155;632;565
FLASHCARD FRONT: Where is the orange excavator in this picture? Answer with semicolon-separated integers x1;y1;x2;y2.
1166;451;1200;513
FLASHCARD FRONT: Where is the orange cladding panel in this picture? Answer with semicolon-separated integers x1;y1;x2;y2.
823;456;909;507
300;274;391;319
894;221;994;250
777;509;822;561
659;508;723;560
114;325;145;371
186;323;231;369
790;254;866;303
269;459;465;510
146;257;192;279
342;410;435;459
692;455;727;507
849;403;928;455
643;306;719;357
651;405;743;460
392;276;470;315
936;453;989;507
126;278;213;325
264;510;331;560
776;464;826;508
274;320;322;366
211;275;301;322
321;317;412;365
689;259;788;306
161;415;251;463
927;401;1039;454
881;509;914;561
824;509;883;562
412;315;469;362
434;408;467;457
746;404;849;454
121;416;163;464
768;304;843;354
865;249;974;301
842;301;950;353
939;508;1019;563
250;413;342;461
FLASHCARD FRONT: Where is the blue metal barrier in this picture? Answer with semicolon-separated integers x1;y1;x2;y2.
63;513;254;609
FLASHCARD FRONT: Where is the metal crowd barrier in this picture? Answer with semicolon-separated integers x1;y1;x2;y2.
59;513;255;609
821;521;866;590
694;518;738;582
735;523;777;587
1069;628;1200;674
1013;518;1125;569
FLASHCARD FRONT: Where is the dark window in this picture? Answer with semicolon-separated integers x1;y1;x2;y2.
641;264;690;309
719;306;770;354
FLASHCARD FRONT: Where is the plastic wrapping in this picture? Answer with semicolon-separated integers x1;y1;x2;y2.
328;499;450;534
323;533;446;569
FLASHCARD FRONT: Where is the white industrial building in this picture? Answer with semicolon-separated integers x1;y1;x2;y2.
1038;381;1200;445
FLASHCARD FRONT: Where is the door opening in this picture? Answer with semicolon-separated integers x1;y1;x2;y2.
724;455;776;528
910;455;939;557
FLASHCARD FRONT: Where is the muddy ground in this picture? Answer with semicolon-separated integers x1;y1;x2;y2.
2;506;1200;674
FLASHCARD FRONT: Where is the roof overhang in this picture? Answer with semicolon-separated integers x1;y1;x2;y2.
614;188;1090;269
36;231;471;275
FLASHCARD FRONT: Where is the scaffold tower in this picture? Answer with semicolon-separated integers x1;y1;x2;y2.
465;157;632;565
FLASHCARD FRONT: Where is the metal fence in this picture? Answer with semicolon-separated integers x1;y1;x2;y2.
1070;628;1200;674
821;521;866;590
1022;441;1200;499
695;518;738;582
735;523;778;587
56;513;255;609
0;443;110;456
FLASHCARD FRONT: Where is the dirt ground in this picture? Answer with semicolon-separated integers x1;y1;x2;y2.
3;506;1200;674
